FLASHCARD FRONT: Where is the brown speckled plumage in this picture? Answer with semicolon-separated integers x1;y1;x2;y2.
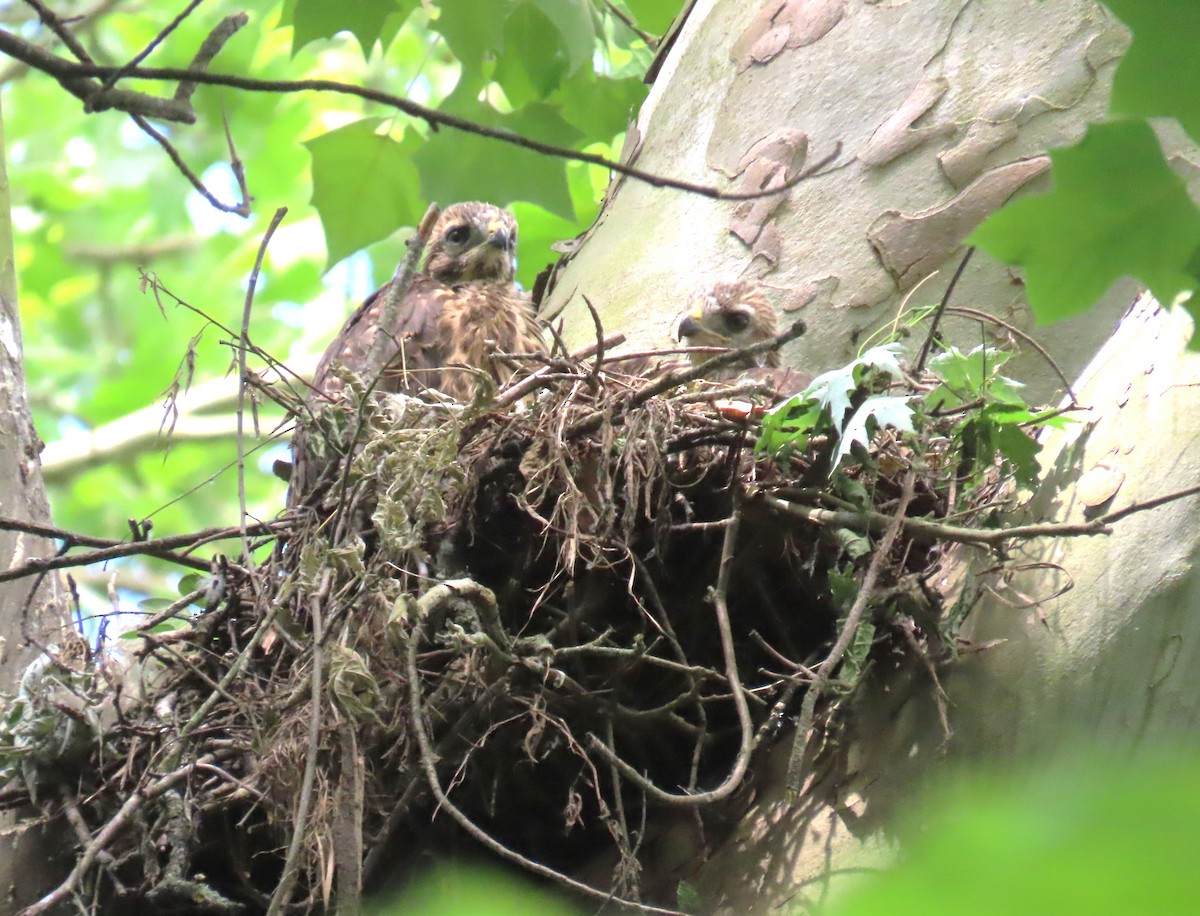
677;280;780;375
291;202;544;504
311;202;543;402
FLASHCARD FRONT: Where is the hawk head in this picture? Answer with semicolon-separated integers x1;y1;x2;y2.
677;280;780;371
424;201;518;284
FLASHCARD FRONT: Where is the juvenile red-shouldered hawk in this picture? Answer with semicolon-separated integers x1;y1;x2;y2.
676;280;780;374
289;201;546;505
312;201;544;402
676;279;809;394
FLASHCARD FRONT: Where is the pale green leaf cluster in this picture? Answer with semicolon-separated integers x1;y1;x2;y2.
758;344;913;472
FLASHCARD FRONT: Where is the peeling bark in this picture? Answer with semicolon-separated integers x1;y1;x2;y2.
545;0;1151;398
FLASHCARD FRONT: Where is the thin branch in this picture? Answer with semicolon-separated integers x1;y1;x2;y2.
914;246;974;374
21;0;92;63
406;617;685;915
16;6;249;214
266;570;329;916
491;333;625;408
98;0;208;92
0;520;279;583
598;0;658;47
785;469;916;797
19;755;223;916
588;498;754;806
0;39;820;203
237;208;287;569
568;319;807;437
367;203;439;376
581;294;606;385
130;111;250;215
943;305;1078;404
1100;481;1200;525
759;494;1109;547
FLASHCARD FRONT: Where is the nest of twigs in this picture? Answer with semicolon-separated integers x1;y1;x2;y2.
6;331;985;915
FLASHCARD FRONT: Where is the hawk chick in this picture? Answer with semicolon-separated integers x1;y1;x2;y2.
290;202;544;504
312;201;543;403
676;279;780;376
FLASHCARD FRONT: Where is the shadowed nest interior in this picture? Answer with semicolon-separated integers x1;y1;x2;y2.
4;336;965;915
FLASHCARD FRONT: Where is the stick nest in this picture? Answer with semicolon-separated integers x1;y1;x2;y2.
5;344;979;914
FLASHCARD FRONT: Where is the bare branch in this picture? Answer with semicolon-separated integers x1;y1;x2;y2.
19;755;226;916
0;36;825;203
368;203;440;377
0;518;281;582
785;469;916;797
237;208;287;568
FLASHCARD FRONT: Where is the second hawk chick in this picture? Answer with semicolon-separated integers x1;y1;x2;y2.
676;280;808;396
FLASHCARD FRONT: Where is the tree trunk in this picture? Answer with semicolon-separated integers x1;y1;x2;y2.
545;0;1200;910
0;93;75;911
547;0;1148;398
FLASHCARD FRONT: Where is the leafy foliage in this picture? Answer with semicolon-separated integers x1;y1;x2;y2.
758;344;913;471
759;341;1052;488
972;2;1200;343
1;0;676;617
1107;0;1200;145
926;346;1045;486
288;0;419;55
969;120;1200;325
837;754;1200;916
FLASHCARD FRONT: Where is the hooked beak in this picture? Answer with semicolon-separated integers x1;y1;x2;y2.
677;314;703;340
486;223;511;250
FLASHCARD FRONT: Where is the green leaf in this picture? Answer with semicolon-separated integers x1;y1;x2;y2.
434;0;594;96
835;528;872;560
306;119;424;267
386;863;579;915
676;881;703;913
291;0;418;56
493;4;567;106
828;567;859;613
808;343;905;432
927;346;1019;409
413;104;579;220
757;394;823;455
832;395;915;470
836;755;1200;916
969;120;1200;325
840;620;875;686
958;405;1043;486
552;70;646;139
120;617;188;638
493;1;596;105
137;597;176;612
991;416;1042;486
525;0;596;77
622;0;684;35
1107;1;1200;146
178;573;203;595
429;0;513;83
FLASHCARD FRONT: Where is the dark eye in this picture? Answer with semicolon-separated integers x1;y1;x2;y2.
725;311;752;332
445;224;471;245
